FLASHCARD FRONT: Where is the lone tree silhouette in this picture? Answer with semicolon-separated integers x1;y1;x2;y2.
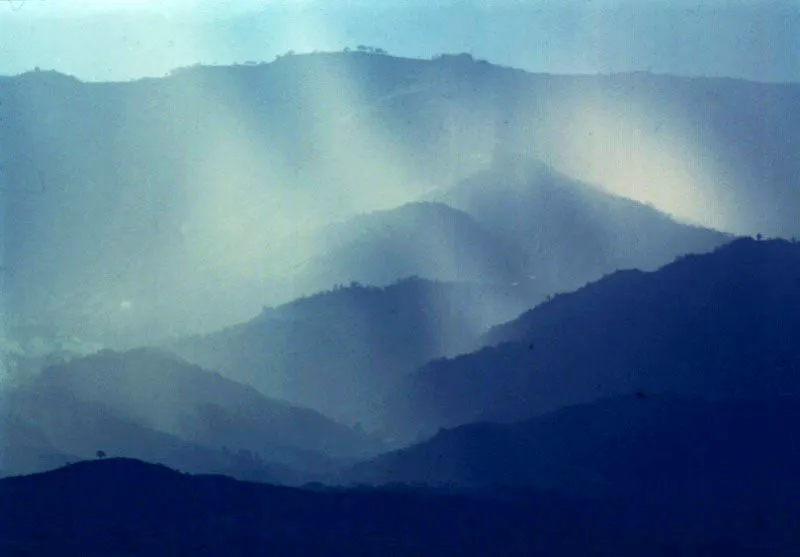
96;450;106;459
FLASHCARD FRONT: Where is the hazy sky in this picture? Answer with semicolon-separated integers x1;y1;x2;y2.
1;1;798;82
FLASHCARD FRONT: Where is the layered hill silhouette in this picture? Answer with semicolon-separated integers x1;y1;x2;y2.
278;201;532;297
172;277;541;428
429;160;731;292
2;52;797;345
1;457;795;556
383;238;800;438
1;348;381;479
350;395;800;507
41;348;380;459
0;383;300;483
278;165;729;301
172;172;729;428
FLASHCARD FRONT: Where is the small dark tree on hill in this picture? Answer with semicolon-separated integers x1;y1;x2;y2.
96;450;106;459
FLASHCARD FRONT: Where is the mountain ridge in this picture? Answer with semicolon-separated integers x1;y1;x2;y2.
350;394;800;503
2;456;794;556
382;237;800;438
171;276;544;429
3;51;798;344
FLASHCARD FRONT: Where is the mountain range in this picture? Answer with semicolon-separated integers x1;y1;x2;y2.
0;348;381;481
428;160;731;291
350;394;800;505
275;161;730;299
2;51;794;346
2;50;800;556
380;237;800;439
171;276;545;428
171;162;730;427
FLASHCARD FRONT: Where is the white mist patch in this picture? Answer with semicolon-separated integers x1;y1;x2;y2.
535;82;731;232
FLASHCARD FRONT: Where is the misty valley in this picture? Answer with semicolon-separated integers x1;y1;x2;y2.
2;47;800;556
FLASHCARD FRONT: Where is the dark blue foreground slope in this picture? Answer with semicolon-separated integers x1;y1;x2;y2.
0;458;798;556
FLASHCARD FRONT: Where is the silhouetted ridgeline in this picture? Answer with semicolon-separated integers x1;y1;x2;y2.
282;165;730;302
349;394;800;505
383;238;800;438
171;179;729;428
0;382;306;484
281;201;531;297
38;348;379;459
429;161;732;292
0;458;795;556
0;348;381;481
171;276;544;428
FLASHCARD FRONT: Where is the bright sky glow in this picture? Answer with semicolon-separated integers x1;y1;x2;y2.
1;1;798;81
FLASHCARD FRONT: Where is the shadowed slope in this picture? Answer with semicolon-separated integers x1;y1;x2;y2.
281;201;531;298
173;277;544;428
0;385;300;483
351;395;800;506
384;238;800;437
1;457;794;556
429;161;731;293
35;348;381;466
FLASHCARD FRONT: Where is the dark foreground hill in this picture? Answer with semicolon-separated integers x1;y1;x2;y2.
384;237;800;437
0;458;797;556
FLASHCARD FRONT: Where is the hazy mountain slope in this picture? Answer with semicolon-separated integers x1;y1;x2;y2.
171;168;729;430
429;160;732;292
350;395;800;506
0;385;299;483
2;458;793;556
281;201;532;298
2;53;799;345
0;410;75;477
383;238;800;437
0;55;462;346
172;277;544;429
36;348;379;464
